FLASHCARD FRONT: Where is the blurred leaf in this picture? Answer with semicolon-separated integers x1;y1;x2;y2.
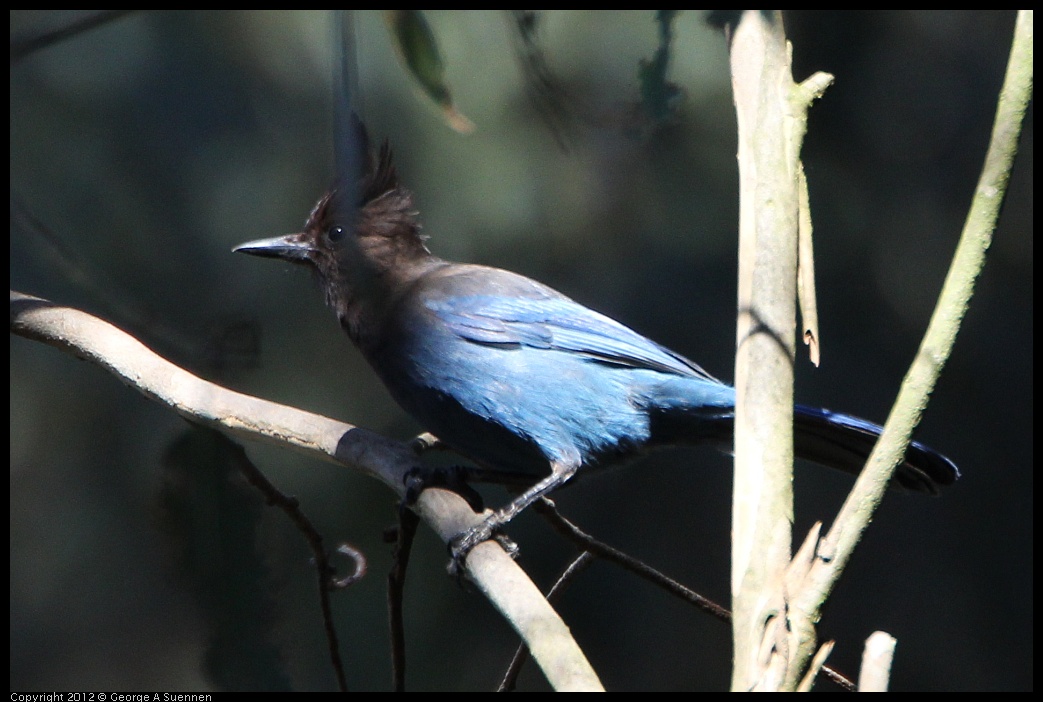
630;10;685;137
509;10;575;151
384;10;475;133
159;426;293;691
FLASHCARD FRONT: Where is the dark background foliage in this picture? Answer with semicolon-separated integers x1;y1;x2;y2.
10;11;1031;691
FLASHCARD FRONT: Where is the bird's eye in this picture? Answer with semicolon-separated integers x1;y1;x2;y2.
327;225;346;242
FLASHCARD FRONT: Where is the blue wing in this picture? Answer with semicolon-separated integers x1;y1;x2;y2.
425;294;718;382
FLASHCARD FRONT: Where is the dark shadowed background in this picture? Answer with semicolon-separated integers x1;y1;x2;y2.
10;10;1032;691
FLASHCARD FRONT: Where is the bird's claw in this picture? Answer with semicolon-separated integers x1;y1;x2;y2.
447;519;519;578
402;466;485;512
402;468;426;507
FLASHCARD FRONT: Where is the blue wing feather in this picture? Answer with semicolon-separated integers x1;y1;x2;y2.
426;295;717;381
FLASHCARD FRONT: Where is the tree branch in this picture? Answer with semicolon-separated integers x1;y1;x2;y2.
727;11;832;690
788;6;1032;645
9;289;603;692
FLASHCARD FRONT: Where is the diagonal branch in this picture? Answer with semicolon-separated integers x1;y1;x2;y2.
789;7;1033;636
10;289;603;692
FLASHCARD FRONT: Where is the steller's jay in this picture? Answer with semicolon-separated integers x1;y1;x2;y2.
234;123;958;560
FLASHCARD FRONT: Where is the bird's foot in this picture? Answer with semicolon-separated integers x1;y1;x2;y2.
403;465;485;513
447;518;519;578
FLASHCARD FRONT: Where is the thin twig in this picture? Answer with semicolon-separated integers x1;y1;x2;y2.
535;498;857;691
388;507;420;691
536;498;728;622
11;10;136;63
499;551;596;691
234;443;352;692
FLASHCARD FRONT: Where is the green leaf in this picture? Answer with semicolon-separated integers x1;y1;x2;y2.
385;10;475;133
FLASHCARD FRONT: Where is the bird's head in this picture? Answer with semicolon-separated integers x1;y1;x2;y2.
233;120;431;315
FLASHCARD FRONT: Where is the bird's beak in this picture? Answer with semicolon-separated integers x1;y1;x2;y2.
232;233;315;262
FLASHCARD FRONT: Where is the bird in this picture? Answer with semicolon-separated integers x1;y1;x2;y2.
234;121;958;561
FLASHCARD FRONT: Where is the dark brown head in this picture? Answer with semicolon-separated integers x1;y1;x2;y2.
234;123;434;331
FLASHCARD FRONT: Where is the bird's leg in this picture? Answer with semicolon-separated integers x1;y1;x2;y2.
449;459;579;572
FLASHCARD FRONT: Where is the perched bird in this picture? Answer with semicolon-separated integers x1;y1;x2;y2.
234;123;958;559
